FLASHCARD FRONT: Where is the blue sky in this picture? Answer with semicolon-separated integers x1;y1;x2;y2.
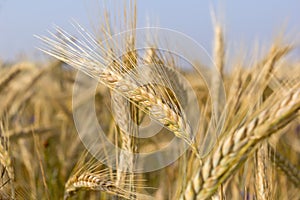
0;0;299;62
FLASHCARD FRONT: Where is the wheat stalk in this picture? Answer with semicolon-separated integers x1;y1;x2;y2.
254;143;271;200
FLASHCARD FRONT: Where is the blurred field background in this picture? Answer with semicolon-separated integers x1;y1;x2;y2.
0;1;300;200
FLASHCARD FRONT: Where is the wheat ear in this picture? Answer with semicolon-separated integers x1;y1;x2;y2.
0;122;15;199
0;66;22;93
211;15;225;123
36;26;200;157
64;152;152;200
268;144;300;187
65;171;135;200
113;38;139;195
180;87;300;200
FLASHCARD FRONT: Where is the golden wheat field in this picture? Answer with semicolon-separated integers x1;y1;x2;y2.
0;1;299;200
